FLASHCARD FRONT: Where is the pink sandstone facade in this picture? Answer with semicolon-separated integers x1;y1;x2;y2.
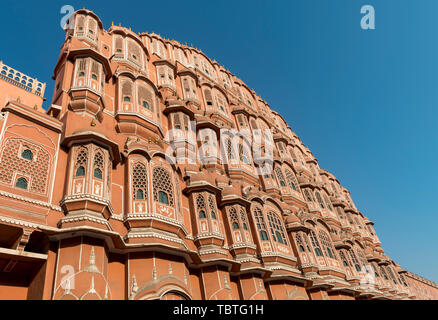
0;8;436;300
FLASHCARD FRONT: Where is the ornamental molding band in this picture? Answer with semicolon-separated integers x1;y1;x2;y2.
0;8;436;300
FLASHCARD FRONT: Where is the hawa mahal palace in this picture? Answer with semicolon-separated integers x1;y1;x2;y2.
0;9;436;300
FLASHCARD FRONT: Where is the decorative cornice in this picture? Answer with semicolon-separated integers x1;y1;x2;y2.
0;190;63;211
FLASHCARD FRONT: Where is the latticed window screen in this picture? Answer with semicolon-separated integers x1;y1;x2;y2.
238;143;251;164
196;193;206;218
380;266;389;280
309;230;323;257
250;119;259;133
208;194;217;219
122;81;133;101
229;207;239;230
132;162;147;200
295;233;306;252
152;167;174;206
225;138;234;160
274;167;286;187
137;85;153;112
0;138;50;194
289;148;297;162
239;207;248;230
304;189;313;202
216;94;227;114
336;207;345;219
339;250;350;266
315;191;325;209
93;151;104;179
253;207;268;241
284;168;298;191
75;147;88;177
319;230;336;259
349;249;361;271
267;211;286;244
114;36;123;54
88;18;96;38
204;89;213;106
323;194;333;211
331;182;338;195
78;59;87;72
357;248;367;265
237;114;246;127
128;40;141;62
76;15;85;33
91;60;99;78
387;266;397;284
190;79;197;97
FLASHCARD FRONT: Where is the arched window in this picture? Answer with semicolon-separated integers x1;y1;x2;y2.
75;166;85;177
339;250;350;267
229;207;240;230
114;36;124;56
336;207;345;220
323;194;333;211
304;189;313;202
253;207;269;241
158;191;169;205
93;168;103;179
16;177;28;190
315;191;325;209
238;143;251;164
138;85;154;112
88;18;96;39
309;230;323;257
136;189;144;200
21;149;33;161
75;59;88;87
199;210;207;219
314;247;323;257
296;232;311;253
196;194;207;219
267;211;287;244
152;167;174;206
75;15;85;34
348;249;361;272
284;168;299;191
319;230;337;259
93;152;104;179
128;39;143;67
122;81;133;105
225;138;235;161
215;93;227;114
208;194;217;220
74;147;88;178
240;207;249;231
274;167;286;187
380;266;389;280
250;119;259;136
203;88;213;106
132;162;147;201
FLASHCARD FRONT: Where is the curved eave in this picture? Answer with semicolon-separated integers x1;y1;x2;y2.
67;48;113;81
61;131;121;165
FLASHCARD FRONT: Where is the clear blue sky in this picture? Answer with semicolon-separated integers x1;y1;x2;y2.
1;0;437;282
